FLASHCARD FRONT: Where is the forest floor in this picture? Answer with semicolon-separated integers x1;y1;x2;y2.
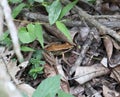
0;0;120;97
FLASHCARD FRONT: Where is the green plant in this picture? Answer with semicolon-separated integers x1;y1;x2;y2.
18;23;44;49
29;50;45;79
12;3;26;18
5;1;78;97
0;31;12;47
56;21;72;42
32;75;74;97
34;0;78;42
45;0;62;25
9;0;23;3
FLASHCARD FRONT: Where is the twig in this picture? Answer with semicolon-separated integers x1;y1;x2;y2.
93;15;120;19
0;0;24;62
63;0;120;42
23;11;82;27
85;83;102;97
0;6;3;36
24;11;120;28
70;32;94;74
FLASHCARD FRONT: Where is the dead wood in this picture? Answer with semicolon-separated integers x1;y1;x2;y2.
63;0;120;42
24;11;120;28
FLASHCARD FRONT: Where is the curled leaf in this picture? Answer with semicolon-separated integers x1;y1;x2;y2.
103;35;113;60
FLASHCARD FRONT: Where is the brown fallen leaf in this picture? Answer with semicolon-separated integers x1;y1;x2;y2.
44;63;57;77
103;35;113;60
61;80;70;93
110;66;120;83
112;39;120;50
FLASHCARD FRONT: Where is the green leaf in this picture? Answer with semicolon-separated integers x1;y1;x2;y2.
58;90;74;97
12;3;26;18
32;50;43;59
32;75;61;97
29;67;43;74
56;21;72;42
34;0;44;3
28;0;35;4
0;37;12;46
27;23;36;40
0;31;9;41
9;0;22;3
30;58;45;66
21;46;35;52
59;0;78;19
35;23;44;48
46;0;62;25
18;24;36;43
18;27;35;43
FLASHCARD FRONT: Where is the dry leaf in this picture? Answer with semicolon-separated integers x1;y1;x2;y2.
70;86;84;96
5;59;35;97
61;80;70;93
44;63;57;77
7;61;28;84
56;58;70;93
109;51;120;67
79;27;90;41
57;64;66;79
103;85;120;97
103;35;113;60
101;57;108;67
110;66;120;82
112;39;120;50
2;50;14;64
43;52;56;66
0;55;31;97
17;84;35;97
70;27;78;40
74;64;110;84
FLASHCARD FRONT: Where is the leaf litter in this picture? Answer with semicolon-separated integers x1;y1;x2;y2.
1;0;120;97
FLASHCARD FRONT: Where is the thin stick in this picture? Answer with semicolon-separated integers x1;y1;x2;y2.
70;32;94;74
0;6;3;36
24;11;120;28
0;0;23;62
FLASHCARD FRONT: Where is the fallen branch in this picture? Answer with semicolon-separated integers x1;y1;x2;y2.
24;11;120;28
23;11;82;27
93;15;120;19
